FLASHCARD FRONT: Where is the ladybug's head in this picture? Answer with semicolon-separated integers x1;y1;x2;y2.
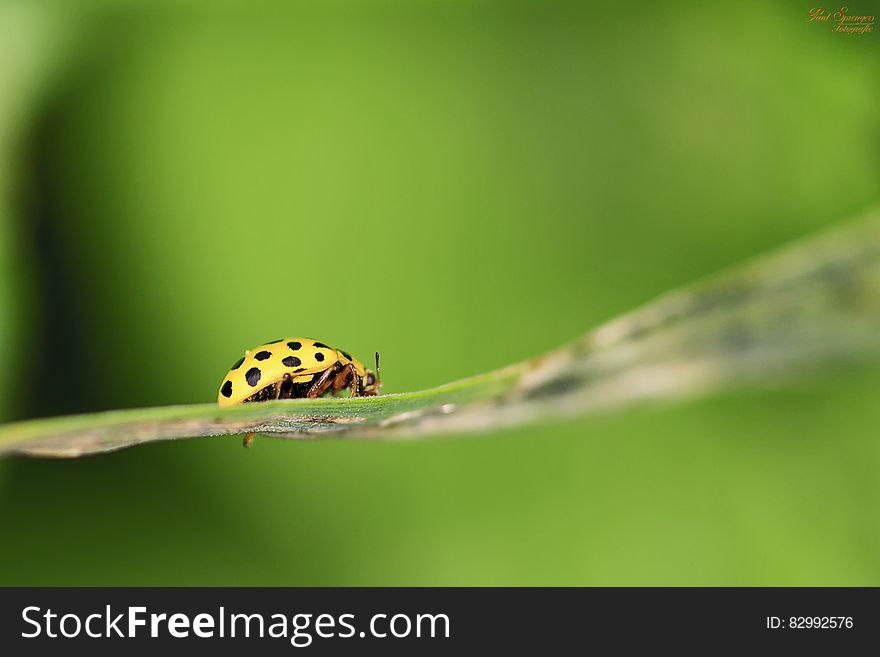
363;352;381;396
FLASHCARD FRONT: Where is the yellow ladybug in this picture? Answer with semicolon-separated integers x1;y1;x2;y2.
218;337;380;447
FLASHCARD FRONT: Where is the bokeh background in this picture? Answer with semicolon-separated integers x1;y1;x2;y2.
0;0;878;585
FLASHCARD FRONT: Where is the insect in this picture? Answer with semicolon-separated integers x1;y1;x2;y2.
217;337;381;447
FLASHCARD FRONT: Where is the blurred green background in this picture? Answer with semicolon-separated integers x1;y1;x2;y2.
0;0;878;585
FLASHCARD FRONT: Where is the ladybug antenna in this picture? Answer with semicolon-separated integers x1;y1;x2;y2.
375;351;381;384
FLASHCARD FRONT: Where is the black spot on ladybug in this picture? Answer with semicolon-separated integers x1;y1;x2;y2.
221;380;233;397
341;351;352;360
245;367;261;387
287;341;302;350
230;356;245;370
283;356;301;367
315;352;325;362
254;350;272;361
313;342;330;349
265;339;283;344
294;367;306;373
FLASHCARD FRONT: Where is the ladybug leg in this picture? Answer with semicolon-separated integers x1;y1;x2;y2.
306;363;341;399
329;368;349;395
348;363;364;397
277;372;293;399
331;362;358;397
243;432;255;448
